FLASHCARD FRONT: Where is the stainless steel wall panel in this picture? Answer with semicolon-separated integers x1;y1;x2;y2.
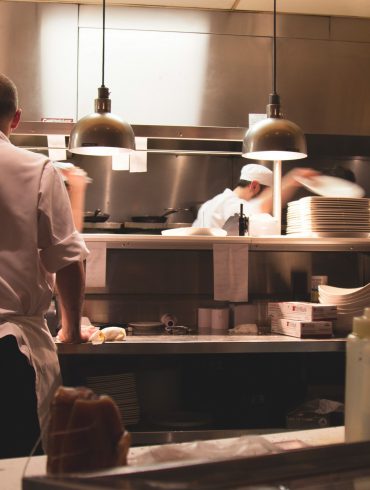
277;38;370;134
199;36;271;127
79;6;271;37
75;153;233;222
278;14;329;41
0;2;78;121
330;17;370;43
77;6;370;132
106;249;213;294
82;249;365;324
79;7;328;40
77;26;272;127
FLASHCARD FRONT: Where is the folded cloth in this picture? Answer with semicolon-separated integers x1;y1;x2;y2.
229;324;258;335
213;244;249;302
89;327;126;344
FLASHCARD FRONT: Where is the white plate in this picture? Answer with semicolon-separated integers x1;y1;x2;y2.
286;231;370;238
296;196;369;203
289;196;369;204
162;227;227;237
319;283;370;296
294;176;365;198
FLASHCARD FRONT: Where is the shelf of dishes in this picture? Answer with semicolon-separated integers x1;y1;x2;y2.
82;234;370;252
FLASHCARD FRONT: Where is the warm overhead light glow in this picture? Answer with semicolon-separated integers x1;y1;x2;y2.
72;146;131;156
245;150;307;160
69;0;135;156
243;115;307;160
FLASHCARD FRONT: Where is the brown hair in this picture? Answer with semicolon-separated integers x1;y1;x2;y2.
0;73;18;120
237;179;268;193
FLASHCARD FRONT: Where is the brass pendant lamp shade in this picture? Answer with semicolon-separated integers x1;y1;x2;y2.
69;0;135;156
242;0;307;161
243;94;307;161
69;87;135;156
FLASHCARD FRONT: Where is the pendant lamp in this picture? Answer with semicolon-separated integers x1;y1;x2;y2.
69;0;135;156
242;0;307;234
242;0;307;161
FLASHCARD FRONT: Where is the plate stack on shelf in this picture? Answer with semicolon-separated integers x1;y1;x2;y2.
318;283;370;335
286;197;370;237
86;372;140;426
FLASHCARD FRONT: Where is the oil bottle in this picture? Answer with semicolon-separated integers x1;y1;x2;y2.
345;307;370;442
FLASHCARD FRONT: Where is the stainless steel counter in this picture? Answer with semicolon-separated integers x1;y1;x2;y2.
82;234;370;252
56;334;345;356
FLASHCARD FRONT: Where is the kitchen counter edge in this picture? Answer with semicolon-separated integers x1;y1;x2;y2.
56;334;346;355
82;234;370;252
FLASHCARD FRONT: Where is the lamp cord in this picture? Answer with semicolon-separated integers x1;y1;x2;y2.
102;0;106;87
272;0;276;95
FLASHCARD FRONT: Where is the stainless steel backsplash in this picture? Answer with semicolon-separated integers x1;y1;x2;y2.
2;3;370;133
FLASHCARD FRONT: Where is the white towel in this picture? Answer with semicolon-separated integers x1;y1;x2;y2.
86;241;107;288
213;244;248;302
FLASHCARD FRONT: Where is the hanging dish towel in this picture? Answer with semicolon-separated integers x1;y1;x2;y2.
213;244;249;302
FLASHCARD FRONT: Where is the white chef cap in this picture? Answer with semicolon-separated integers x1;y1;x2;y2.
240;164;273;187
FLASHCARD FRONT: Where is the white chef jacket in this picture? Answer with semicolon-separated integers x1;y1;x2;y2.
0;131;89;442
192;188;263;228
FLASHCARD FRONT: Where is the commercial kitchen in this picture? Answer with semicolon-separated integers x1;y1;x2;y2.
2;0;370;488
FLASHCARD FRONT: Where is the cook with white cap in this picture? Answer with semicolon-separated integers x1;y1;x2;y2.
193;163;317;229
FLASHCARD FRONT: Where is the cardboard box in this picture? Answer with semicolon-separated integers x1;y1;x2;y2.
268;302;337;321
271;318;333;338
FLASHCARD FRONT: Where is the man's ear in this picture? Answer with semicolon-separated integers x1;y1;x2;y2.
250;180;261;196
10;109;21;130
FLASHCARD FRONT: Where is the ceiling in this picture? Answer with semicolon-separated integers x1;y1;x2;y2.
7;0;370;18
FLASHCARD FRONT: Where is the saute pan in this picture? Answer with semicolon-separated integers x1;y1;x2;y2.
131;208;188;224
84;209;110;223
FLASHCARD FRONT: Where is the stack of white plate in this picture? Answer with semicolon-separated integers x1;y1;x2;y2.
286;197;370;237
318;283;370;334
86;372;140;426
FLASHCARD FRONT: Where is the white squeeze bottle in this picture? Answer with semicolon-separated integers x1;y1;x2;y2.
345;307;370;442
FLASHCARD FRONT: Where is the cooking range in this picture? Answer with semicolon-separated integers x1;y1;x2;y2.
83;208;193;234
83;221;192;234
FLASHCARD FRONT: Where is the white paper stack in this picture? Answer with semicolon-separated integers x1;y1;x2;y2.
286;197;370;237
271;318;333;338
268;302;337;321
268;301;336;338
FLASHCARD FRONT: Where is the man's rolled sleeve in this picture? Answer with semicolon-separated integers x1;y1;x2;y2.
40;230;89;273
38;162;89;273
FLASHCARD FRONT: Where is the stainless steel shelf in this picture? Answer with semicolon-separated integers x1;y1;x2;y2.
82;234;370;252
56;334;345;356
11;122;245;156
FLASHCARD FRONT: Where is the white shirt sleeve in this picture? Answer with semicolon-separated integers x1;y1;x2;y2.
38;162;89;273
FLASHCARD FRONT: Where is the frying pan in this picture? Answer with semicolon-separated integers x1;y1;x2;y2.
84;209;110;223
131;208;188;223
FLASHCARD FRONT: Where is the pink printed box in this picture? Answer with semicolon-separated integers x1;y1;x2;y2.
268;302;337;321
271;318;333;338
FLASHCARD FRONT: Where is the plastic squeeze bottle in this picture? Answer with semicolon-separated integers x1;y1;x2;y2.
345;307;370;442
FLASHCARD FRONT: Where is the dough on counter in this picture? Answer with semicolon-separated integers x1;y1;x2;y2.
46;386;130;474
88;326;126;344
